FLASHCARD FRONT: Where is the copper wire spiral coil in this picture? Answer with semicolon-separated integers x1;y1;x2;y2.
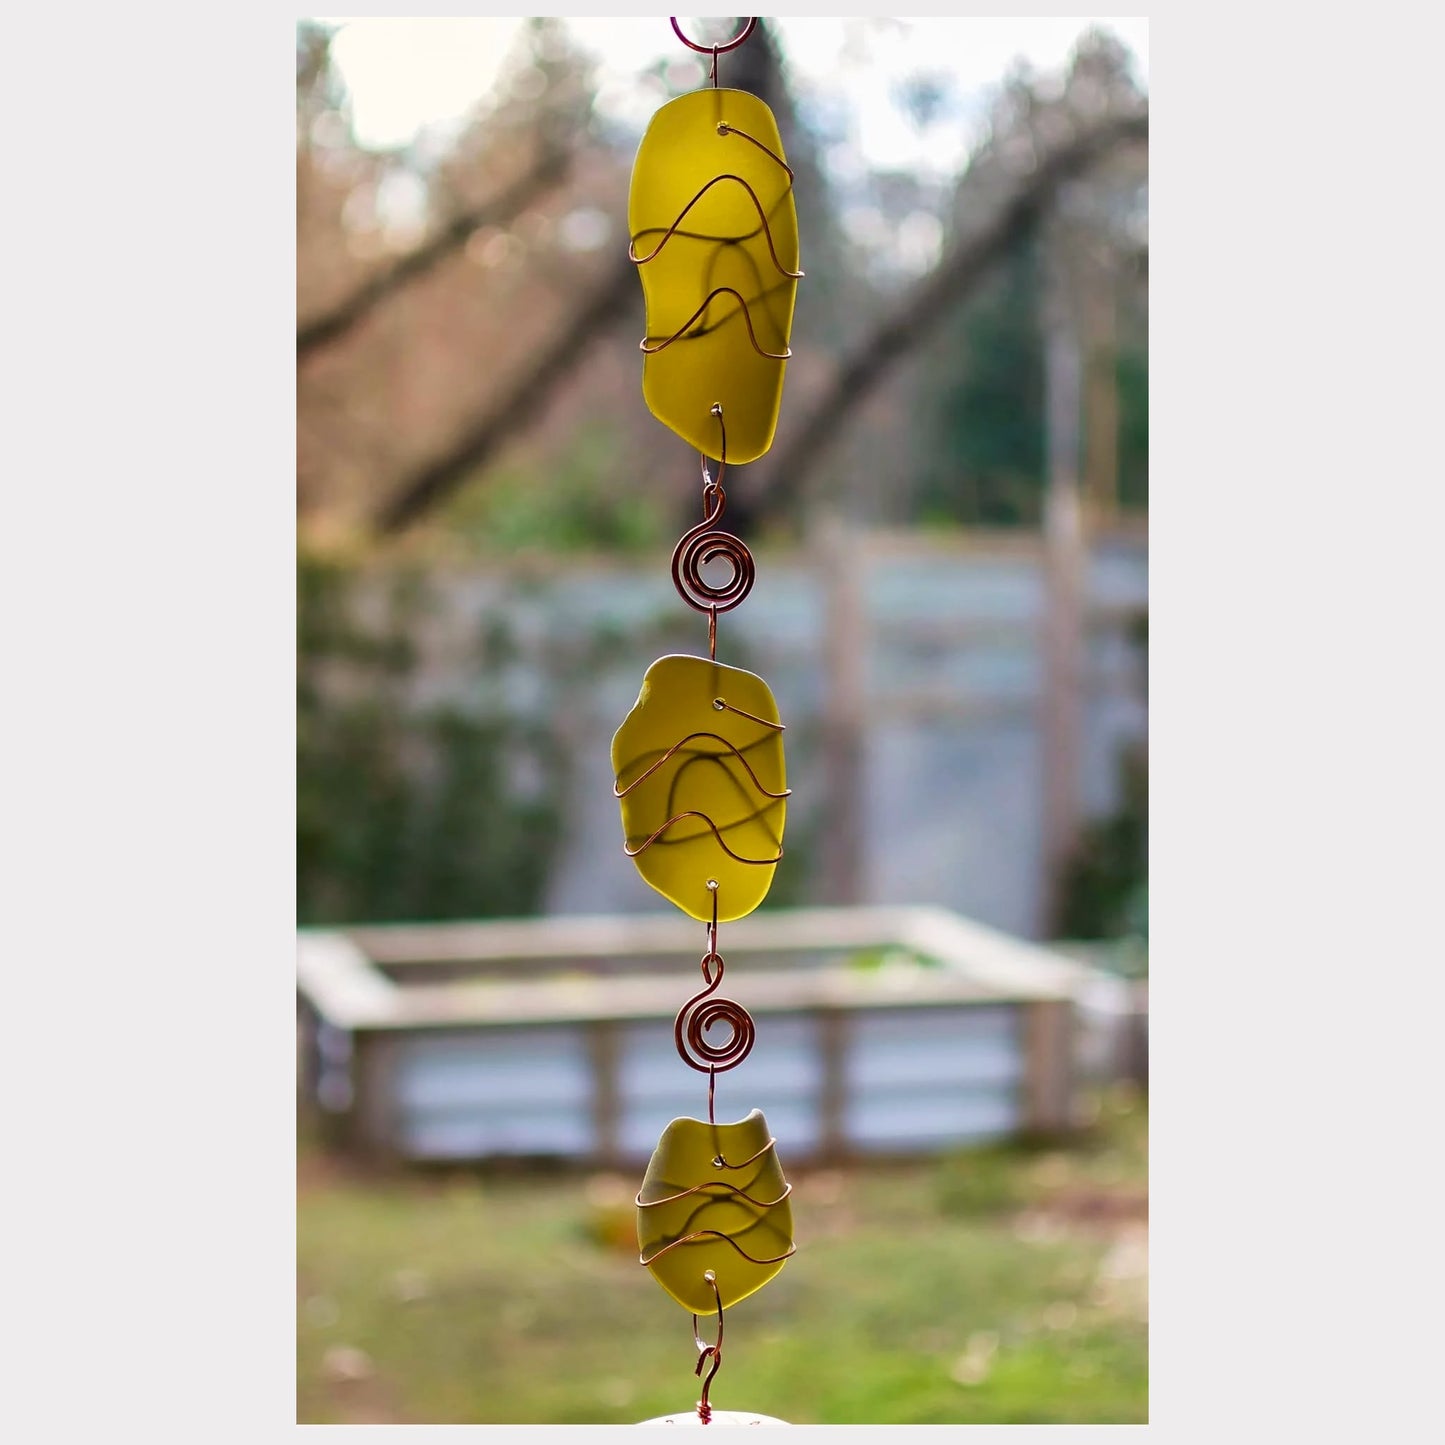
675;952;755;1074
671;481;755;616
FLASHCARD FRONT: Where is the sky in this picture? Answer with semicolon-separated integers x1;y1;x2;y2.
316;16;1149;177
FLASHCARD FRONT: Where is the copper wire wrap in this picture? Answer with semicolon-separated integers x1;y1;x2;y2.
613;676;788;870
629;173;803;279
622;811;783;866
612;732;792;802
640;285;793;360
639;1227;795;1271
635;1177;793;1211
636;1115;796;1269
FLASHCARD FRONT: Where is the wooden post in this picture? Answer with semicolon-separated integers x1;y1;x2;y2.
815;515;867;906
1023;998;1075;1136
1082;253;1119;526
1039;237;1087;938
817;1007;849;1163
589;1019;622;1170
350;1030;401;1162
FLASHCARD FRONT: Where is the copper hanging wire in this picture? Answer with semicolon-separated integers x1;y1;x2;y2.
641;24;793;1426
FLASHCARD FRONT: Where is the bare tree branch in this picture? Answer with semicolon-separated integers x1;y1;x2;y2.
297;147;572;361
373;255;638;535
742;110;1148;515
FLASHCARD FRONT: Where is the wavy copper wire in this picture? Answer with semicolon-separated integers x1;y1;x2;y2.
636;1178;793;1210
625;810;782;865
640;285;792;359
661;745;783;836
614;732;792;801
629;173;803;279
639;1229;797;1269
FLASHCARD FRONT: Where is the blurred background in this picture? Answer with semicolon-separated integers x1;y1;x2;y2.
297;15;1147;1426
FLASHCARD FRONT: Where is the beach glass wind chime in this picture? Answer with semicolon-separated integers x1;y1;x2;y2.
614;18;800;1427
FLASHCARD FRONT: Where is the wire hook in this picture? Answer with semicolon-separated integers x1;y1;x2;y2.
692;1269;725;1423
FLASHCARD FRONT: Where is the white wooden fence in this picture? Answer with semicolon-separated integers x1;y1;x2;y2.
297;906;1136;1165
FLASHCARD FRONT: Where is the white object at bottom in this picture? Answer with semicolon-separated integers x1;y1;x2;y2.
637;1410;790;1426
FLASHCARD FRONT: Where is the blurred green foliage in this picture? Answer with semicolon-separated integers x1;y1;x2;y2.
1116;349;1149;513
297;1090;1146;1424
298;552;567;924
917;247;1046;529
934;1144;1032;1217
1053;750;1147;943
914;245;1148;530
1052;609;1148;943
441;421;672;557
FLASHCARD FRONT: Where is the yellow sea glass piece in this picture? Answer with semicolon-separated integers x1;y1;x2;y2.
612;655;787;923
629;87;800;465
637;1109;794;1314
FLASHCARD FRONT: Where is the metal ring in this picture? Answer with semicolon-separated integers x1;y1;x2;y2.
669;17;757;55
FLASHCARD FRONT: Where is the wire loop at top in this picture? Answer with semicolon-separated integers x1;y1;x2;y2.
669;17;757;55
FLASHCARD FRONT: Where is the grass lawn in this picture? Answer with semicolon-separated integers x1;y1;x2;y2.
297;1083;1146;1425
